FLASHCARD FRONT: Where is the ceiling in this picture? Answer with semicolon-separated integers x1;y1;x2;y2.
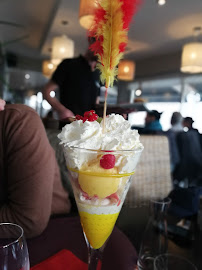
1;0;202;104
1;0;202;64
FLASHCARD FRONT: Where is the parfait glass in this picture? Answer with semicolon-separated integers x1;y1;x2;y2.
0;223;30;270
63;146;143;270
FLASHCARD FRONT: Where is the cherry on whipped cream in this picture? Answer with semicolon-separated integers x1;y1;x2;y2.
100;154;115;169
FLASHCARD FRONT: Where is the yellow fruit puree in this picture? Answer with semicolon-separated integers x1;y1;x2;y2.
79;210;119;249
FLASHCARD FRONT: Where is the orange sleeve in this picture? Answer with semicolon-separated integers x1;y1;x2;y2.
0;105;70;238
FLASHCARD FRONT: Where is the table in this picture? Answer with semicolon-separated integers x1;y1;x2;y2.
27;216;138;270
116;206;202;270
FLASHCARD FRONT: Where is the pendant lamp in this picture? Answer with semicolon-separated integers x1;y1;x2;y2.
42;60;56;78
181;42;202;73
181;27;202;74
118;60;135;81
79;0;97;29
51;35;74;65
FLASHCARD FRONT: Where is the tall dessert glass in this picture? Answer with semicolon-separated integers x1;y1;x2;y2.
63;145;143;269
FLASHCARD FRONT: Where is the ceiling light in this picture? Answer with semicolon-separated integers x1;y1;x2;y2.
42;60;56;78
50;91;55;98
37;92;43;103
79;0;97;29
181;27;202;74
118;60;136;81
156;0;166;6
51;35;74;65
136;89;142;96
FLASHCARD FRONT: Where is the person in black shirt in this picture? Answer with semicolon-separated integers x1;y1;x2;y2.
43;41;100;127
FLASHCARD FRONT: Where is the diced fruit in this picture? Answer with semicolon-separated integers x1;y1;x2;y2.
76;110;98;122
100;154;115;169
96;117;102;123
107;193;119;201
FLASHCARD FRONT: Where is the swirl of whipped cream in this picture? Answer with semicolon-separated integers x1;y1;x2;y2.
58;114;143;172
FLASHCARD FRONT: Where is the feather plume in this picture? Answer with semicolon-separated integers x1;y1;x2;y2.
89;0;140;88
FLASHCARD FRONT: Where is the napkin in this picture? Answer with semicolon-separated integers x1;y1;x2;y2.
31;249;88;270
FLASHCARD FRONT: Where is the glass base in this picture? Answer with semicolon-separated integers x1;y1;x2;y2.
88;247;103;270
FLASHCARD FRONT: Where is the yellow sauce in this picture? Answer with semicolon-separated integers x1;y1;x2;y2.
79;211;119;249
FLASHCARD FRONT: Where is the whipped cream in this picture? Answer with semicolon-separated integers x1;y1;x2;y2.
58;114;144;173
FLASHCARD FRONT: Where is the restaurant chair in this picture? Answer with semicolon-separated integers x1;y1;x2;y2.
125;135;173;207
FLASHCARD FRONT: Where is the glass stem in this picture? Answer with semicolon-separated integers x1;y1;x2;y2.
88;246;103;270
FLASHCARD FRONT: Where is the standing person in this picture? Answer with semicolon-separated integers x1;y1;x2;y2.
182;117;199;132
42;38;100;128
166;112;183;174
0;98;71;238
169;112;183;132
173;116;202;185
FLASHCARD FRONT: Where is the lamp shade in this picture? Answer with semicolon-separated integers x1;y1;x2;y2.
181;42;202;73
51;35;74;65
118;60;135;81
42;60;56;78
79;0;97;29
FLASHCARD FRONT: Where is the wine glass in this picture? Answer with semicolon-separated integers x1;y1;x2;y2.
0;223;30;270
63;146;143;269
154;254;197;270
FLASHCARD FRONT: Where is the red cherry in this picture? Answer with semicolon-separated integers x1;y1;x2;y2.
84;111;91;118
88;114;98;122
100;154;116;169
76;110;98;123
75;115;84;120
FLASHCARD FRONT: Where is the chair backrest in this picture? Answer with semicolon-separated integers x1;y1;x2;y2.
46;129;73;196
125;135;173;207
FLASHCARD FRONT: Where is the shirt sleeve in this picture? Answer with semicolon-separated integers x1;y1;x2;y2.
0;105;61;238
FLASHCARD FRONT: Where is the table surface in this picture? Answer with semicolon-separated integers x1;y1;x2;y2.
27;215;138;270
27;205;202;270
116;205;202;270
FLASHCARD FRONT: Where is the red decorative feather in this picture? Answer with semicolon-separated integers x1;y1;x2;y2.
121;0;141;29
88;0;141;87
88;0;142;131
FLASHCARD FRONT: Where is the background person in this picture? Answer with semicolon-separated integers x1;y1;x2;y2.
0;98;5;110
166;112;183;174
43;39;100;128
0;99;71;238
139;110;163;134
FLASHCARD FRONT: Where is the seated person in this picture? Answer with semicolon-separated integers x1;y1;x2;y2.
0;99;71;238
139;110;163;134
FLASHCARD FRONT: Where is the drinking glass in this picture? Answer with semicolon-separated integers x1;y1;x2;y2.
154;254;197;270
0;223;30;270
63;146;143;269
137;197;171;270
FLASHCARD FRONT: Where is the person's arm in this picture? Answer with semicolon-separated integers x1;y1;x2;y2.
0;105;62;238
43;80;75;120
96;96;100;104
0;98;5;111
